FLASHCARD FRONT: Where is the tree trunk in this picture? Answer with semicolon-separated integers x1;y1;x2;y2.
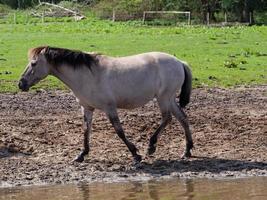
251;10;254;24
243;0;249;22
201;0;208;24
240;0;254;23
17;0;21;9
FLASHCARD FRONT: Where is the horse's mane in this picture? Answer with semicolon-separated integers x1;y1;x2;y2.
28;46;99;70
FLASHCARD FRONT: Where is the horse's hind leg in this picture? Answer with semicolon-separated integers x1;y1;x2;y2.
170;99;193;159
74;107;94;162
107;109;142;163
148;99;172;155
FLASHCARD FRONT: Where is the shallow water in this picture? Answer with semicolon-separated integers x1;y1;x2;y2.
1;177;266;200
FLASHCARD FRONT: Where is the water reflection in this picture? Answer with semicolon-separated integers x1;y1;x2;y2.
183;179;194;200
147;180;160;200
1;177;267;200
79;184;90;200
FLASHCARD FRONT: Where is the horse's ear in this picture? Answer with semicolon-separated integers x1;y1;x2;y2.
40;47;48;54
28;46;48;61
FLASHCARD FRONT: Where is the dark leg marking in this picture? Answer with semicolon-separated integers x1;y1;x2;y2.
148;112;172;155
171;102;193;159
179;111;193;159
108;114;142;163
74;108;94;162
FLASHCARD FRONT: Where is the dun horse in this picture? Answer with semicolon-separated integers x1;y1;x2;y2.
18;46;193;163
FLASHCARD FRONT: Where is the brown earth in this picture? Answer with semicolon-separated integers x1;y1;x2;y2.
0;86;266;187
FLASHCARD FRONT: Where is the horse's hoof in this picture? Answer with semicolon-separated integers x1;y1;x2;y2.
132;155;142;169
181;151;192;159
147;146;156;156
132;161;143;169
134;154;142;163
73;155;84;163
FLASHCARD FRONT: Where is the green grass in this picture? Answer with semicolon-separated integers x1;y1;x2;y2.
0;15;266;92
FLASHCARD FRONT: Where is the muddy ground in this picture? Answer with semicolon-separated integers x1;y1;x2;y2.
0;86;266;187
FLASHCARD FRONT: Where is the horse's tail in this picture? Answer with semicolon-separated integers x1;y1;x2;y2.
179;62;192;108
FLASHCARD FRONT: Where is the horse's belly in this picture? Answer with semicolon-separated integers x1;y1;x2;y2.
116;94;154;109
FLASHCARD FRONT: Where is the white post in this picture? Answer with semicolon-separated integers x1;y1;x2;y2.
143;12;146;24
249;12;252;24
13;13;16;24
112;9;115;22
224;12;227;23
188;12;191;25
207;12;210;25
42;11;45;23
26;13;29;24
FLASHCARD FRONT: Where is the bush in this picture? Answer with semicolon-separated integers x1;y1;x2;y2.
0;3;11;14
0;0;39;9
58;1;78;9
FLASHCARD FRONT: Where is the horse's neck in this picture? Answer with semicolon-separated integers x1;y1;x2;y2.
50;65;87;92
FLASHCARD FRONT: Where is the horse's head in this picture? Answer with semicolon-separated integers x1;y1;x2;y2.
18;47;51;91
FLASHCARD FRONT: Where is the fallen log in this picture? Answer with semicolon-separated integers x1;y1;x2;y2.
36;2;86;19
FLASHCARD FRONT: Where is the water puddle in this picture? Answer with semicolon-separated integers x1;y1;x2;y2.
0;177;266;200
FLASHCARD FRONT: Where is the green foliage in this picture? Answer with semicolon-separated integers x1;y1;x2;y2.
91;0;267;23
0;1;266;24
0;0;39;9
224;59;238;68
94;0;144;20
0;3;11;13
57;1;77;8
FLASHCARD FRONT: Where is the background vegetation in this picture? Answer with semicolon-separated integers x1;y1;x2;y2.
0;0;266;24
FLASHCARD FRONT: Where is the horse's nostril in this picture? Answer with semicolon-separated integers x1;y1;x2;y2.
18;78;28;91
18;80;22;88
18;80;23;89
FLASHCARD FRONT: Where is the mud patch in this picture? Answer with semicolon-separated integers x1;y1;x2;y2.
0;86;266;187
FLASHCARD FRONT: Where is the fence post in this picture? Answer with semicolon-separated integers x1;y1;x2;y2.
42;11;45;23
188;12;191;25
224;12;227;23
206;12;210;25
74;13;77;22
26;13;29;24
142;12;146;24
112;9;116;22
249;12;252;24
13;12;16;24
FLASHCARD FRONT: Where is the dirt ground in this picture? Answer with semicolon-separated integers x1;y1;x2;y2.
0;86;266;187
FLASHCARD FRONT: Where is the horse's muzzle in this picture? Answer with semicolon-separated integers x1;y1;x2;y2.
18;78;29;92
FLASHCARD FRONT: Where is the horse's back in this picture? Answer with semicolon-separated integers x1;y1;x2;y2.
97;52;185;109
108;52;184;74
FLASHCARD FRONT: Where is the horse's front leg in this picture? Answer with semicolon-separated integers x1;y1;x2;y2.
107;109;142;164
74;107;94;162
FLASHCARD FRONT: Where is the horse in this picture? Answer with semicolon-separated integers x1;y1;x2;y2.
18;46;193;163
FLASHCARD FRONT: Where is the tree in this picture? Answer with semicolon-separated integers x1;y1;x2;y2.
0;0;39;9
0;0;266;24
221;0;267;23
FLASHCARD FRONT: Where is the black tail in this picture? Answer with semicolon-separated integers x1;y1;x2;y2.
179;62;192;108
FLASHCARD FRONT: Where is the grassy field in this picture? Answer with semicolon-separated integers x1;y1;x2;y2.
0;16;266;92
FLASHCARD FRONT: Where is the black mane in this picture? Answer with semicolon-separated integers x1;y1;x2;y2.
44;47;97;70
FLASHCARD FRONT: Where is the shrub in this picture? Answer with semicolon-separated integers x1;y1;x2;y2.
0;3;11;14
